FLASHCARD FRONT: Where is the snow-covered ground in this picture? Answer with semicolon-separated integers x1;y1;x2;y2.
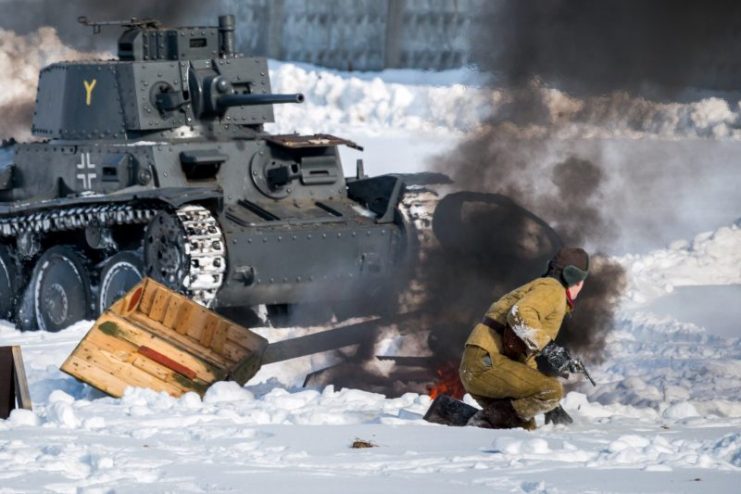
2;245;740;493
0;54;740;492
2;224;739;494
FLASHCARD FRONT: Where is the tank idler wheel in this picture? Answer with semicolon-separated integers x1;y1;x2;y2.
144;210;189;292
0;245;18;319
97;251;144;314
30;246;92;332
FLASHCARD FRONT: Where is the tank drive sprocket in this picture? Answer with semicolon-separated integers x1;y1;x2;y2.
144;204;226;307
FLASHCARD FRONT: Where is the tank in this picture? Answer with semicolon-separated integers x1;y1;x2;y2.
0;15;560;333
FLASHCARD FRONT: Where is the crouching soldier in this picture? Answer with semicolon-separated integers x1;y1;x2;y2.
459;247;590;429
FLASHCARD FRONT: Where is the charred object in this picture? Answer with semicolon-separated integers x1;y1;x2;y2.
0;15;560;342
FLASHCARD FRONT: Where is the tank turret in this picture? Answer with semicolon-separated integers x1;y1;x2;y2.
32;15;304;141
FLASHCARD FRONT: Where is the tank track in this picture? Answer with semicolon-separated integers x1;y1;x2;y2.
174;204;226;308
0;203;157;237
397;184;445;312
0;202;226;308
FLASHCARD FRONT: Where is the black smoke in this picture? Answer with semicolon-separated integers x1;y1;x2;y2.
414;1;677;366
480;0;741;97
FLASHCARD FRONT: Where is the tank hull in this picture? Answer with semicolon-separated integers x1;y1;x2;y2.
217;213;403;307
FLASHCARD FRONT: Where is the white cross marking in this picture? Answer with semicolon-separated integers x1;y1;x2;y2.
76;152;97;190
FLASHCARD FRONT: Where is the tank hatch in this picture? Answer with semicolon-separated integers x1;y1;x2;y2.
78;15;237;61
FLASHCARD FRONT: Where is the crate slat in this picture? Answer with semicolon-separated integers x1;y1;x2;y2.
162;296;184;329
60;278;268;398
148;287;171;322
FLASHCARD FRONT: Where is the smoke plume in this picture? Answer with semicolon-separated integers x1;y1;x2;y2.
417;1;737;364
0;28;106;139
414;1;687;366
482;0;741;97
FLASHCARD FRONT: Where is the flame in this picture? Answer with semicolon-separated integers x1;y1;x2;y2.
427;361;466;400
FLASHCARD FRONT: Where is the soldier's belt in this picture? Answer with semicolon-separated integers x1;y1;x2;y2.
481;316;528;360
481;316;506;335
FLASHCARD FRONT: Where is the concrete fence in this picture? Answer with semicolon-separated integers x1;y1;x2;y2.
225;0;484;71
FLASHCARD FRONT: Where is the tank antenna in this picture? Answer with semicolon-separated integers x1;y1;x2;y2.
77;16;162;34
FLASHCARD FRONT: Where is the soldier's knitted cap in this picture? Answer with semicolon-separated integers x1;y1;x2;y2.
551;247;590;287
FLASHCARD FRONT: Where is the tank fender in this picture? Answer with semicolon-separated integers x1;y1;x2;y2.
347;174;405;224
130;187;223;208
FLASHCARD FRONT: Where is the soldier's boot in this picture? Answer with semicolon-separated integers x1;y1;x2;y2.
423;394;479;426
544;405;573;425
466;399;532;429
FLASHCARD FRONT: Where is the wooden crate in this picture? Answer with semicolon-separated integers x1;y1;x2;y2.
61;278;268;398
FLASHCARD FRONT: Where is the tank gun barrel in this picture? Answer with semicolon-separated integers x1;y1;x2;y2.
217;93;305;111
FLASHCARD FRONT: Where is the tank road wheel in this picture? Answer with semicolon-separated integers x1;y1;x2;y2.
0;245;18;319
144;210;189;291
31;247;92;332
97;251;144;314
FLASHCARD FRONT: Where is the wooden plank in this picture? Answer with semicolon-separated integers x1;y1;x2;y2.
173;303;196;335
137;346;197;380
108;296;126;315
148;287;171;322
161;296;184;330
0;347;14;419
68;334;210;398
127;312;231;369
199;316;219;348
129;354;209;397
62;355;136;397
97;314;228;381
210;321;228;354
138;279;157;314
185;311;210;341
85;328;139;359
230;353;263;385
75;343;189;397
227;324;268;352
175;303;208;335
222;340;249;364
131;354;173;382
11;347;32;411
226;325;266;352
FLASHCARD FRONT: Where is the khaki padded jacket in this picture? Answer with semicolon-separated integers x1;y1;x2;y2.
465;277;568;364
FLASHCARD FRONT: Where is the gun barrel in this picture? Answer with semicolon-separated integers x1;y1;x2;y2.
583;367;596;387
217;93;305;110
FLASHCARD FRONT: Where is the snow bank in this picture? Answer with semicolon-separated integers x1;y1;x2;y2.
268;61;489;136
486;429;741;473
616;222;741;305
587;311;741;418
268;60;741;140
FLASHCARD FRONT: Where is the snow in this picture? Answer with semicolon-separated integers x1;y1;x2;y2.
0;58;739;492
2;221;739;492
616;223;741;305
267;60;741;141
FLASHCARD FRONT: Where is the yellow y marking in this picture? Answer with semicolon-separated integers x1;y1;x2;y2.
83;79;97;106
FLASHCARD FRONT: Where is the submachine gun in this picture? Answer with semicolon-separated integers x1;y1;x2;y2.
537;341;596;386
536;341;596;426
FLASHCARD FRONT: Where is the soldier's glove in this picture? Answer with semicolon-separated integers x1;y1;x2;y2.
544;405;573;425
536;341;572;378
